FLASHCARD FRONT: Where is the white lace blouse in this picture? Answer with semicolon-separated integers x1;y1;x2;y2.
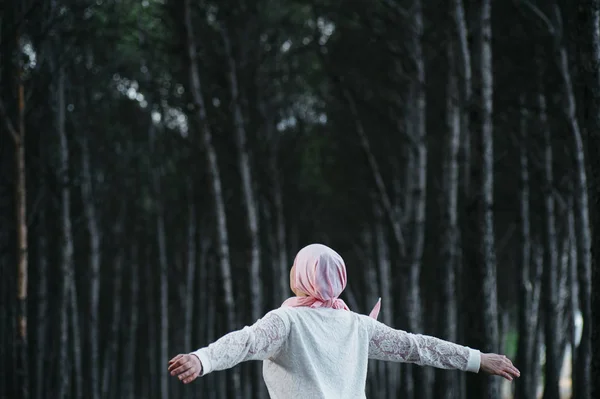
191;307;480;399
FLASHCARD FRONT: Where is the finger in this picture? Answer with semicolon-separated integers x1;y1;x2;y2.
168;360;183;373
183;371;199;384
499;371;513;381
178;366;197;381
168;354;184;365
510;366;521;377
503;361;520;377
168;358;185;373
172;361;192;376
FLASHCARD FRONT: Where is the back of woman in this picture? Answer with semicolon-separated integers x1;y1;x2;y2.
264;307;371;399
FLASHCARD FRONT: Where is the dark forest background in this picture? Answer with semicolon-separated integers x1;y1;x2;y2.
1;0;600;398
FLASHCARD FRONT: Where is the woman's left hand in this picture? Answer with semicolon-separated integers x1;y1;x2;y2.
480;353;520;381
168;353;203;384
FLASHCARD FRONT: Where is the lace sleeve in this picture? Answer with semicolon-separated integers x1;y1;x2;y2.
367;319;480;372
191;311;289;375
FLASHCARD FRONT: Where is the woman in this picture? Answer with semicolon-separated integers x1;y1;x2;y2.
168;243;520;398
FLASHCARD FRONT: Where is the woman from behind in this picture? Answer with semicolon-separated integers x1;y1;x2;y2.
168;243;519;398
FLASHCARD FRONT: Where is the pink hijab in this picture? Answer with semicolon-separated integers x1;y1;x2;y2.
281;243;381;319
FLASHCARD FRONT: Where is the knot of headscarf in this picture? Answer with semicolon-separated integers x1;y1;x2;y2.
281;243;381;319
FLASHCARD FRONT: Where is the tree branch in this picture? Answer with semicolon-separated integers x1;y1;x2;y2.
520;0;556;35
0;98;19;143
343;89;406;256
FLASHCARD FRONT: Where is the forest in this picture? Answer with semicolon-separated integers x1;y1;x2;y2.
1;0;600;398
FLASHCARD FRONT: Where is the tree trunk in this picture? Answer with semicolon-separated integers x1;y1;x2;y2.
147;122;170;399
555;8;593;397
260;100;288;303
539;87;561;399
80;130;102;399
220;25;262;323
573;1;600;397
407;1;429;397
0;31;31;399
438;38;460;399
123;243;139;399
360;225;381;394
465;1;500;397
567;194;579;389
15;71;28;399
532;242;544;399
452;0;472;197
70;279;83;399
183;0;240;396
144;243;158;398
479;0;500;364
453;2;473;398
101;205;125;399
34;210;47;399
184;185;197;353
374;203;396;399
515;95;536;399
56;65;73;399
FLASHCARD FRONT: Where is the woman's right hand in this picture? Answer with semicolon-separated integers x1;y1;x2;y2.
168;353;203;384
480;353;521;381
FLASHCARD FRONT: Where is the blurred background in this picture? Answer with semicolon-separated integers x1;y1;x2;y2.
1;0;598;398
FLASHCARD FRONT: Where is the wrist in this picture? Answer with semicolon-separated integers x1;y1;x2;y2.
190;353;203;375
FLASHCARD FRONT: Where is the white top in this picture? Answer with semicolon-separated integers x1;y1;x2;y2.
192;307;481;399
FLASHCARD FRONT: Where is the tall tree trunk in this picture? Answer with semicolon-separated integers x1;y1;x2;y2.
453;2;473;398
183;1;240;396
34;209;47;399
515;95;535;399
466;1;500;397
222;32;263;399
148;122;170;399
123;242;139;399
573;1;600;397
0;30;30;399
360;225;380;393
260;100;288;303
407;1;429;397
144;243;157;398
80;131;102;399
532;242;544;399
438;38;460;399
539;87;561;399
374;203;396;399
184;184;197;353
220;25;262;323
452;0;472;196
15;66;28;399
567;194;579;389
399;102;416;399
555;7;593;396
101;204;125;399
56;65;73;399
70;279;83;399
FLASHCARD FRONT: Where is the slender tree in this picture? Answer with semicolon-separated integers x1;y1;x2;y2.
183;0;240;396
55;65;73;399
438;37;461;399
573;1;600;397
539;84;561;399
0;29;29;399
80;127;102;399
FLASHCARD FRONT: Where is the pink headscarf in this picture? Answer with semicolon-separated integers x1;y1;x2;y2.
281;243;381;319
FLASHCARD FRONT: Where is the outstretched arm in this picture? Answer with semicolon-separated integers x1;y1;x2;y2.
168;311;289;383
367;319;480;372
367;318;520;381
